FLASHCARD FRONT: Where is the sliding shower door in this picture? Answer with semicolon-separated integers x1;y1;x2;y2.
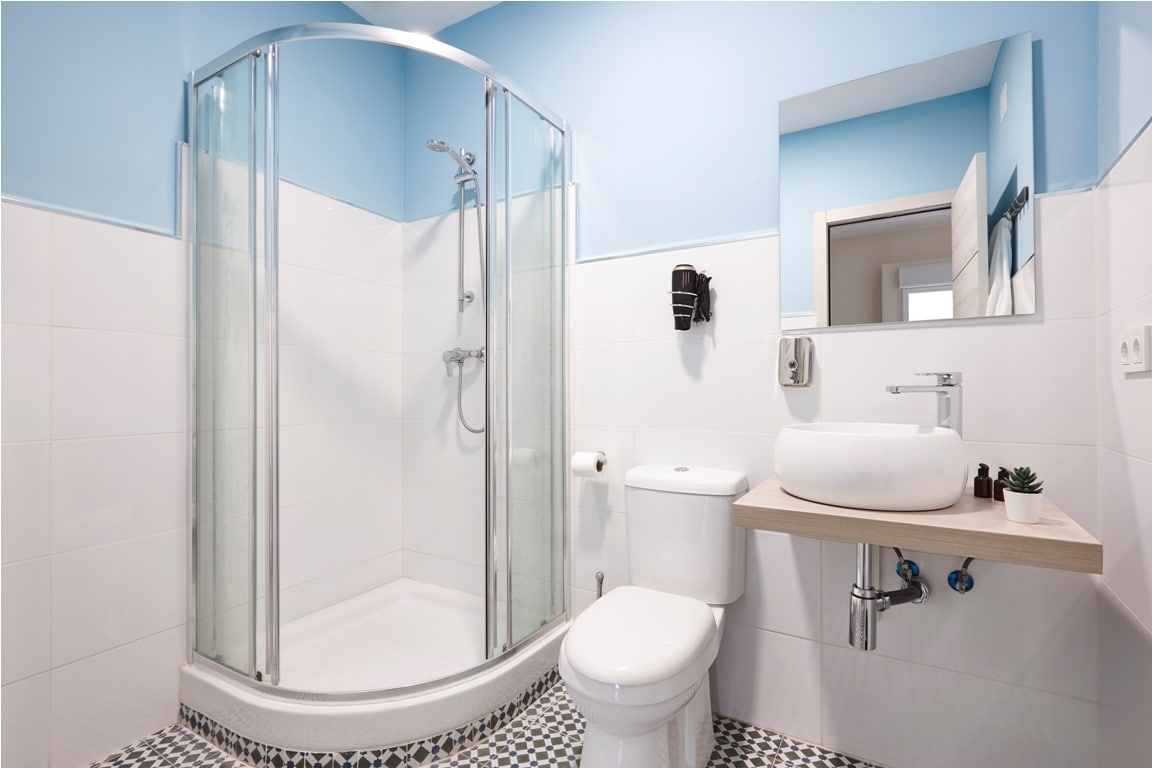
490;89;567;650
192;52;268;678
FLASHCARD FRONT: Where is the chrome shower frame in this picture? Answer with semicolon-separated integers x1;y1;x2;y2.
187;22;570;703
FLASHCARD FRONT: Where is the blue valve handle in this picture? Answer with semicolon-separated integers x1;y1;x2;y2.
895;558;920;579
948;570;975;593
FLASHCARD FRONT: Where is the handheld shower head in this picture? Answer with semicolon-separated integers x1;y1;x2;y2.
426;138;476;176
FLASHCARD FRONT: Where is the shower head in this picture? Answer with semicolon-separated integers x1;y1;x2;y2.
427;138;476;176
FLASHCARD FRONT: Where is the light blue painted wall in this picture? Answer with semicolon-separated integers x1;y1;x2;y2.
986;32;1035;272
439;1;1101;261
779;90;989;316
1098;2;1152;173
0;1;373;233
278;40;405;220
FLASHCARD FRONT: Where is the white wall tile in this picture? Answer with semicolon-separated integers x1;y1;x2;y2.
280;345;400;426
402;550;483;596
2;323;51;442
400;280;485;356
1099;450;1152;630
633;336;779;434
1033;191;1096;321
570;342;637;428
401;211;457;288
570;256;636;345
963;442;1099;534
2;673;50;768
809;319;1096;446
1095;154;1152;316
51;328;186;439
821;644;1097;768
570;508;629;595
569;426;636;515
633;429;778;487
820;541;1099;701
402;485;484;566
401;418;485;493
402;351;484;422
51;434;185;554
280;553;402;624
279;488;401;589
2;558;51;684
51;530;186;665
714;623;822;744
729;532;821;641
632;237;778;341
1099;586;1152;768
1097;294;1152;465
51;214;186;336
51;627;184;768
1;202;52;325
1;441;51;563
280;420;401;506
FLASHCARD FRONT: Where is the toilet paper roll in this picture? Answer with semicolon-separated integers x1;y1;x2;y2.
571;451;607;477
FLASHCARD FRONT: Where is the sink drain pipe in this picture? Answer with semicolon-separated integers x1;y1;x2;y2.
849;544;929;651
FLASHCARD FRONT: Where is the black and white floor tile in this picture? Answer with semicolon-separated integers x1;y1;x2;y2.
92;680;883;768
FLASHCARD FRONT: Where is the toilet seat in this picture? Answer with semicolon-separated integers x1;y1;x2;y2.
561;586;720;707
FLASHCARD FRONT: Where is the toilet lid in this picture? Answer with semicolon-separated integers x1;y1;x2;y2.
564;586;717;686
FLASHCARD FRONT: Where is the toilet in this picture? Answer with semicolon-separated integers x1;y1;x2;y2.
560;465;748;768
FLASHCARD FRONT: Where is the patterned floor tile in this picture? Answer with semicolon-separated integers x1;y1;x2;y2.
89;743;171;768
91;671;889;768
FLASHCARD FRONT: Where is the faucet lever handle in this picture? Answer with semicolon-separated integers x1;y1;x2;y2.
916;371;962;386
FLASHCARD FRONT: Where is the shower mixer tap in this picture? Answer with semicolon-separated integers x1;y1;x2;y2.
442;347;485;377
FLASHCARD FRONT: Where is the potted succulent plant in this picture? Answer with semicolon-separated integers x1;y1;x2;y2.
1003;466;1044;524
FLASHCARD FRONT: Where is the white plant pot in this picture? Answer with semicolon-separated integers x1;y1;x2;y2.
1004;490;1043;524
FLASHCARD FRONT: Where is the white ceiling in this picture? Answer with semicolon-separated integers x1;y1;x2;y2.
343;1;499;34
780;39;1003;134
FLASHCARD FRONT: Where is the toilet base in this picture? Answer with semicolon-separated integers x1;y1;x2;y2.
576;679;715;768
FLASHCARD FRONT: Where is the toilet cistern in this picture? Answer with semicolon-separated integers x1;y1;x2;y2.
886;371;963;437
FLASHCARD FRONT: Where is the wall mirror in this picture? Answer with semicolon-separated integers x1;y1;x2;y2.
779;33;1036;329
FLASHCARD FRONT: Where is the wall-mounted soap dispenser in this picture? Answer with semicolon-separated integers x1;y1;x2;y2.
779;337;812;387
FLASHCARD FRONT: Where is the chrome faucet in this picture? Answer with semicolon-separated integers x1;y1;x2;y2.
886;372;963;436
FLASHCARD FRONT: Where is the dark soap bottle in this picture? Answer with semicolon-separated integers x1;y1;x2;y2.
994;466;1010;502
974;463;993;498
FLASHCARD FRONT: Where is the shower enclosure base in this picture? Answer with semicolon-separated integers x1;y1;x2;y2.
179;620;565;753
280;579;485;692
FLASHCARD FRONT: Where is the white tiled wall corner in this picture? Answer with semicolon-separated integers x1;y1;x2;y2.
1;202;191;767
1033;190;1096;321
2;673;51;768
821;644;1098;768
50;627;185;768
1099;450;1152;631
279;552;404;624
1094;120;1152;767
1099;586;1152;768
401;550;484;596
714;623;822;744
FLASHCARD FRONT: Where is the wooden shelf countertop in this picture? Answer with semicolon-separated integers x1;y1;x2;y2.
734;477;1102;574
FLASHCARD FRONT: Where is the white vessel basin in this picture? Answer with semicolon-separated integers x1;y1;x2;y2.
774;423;968;512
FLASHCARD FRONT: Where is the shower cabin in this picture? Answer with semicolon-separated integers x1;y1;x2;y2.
189;25;567;698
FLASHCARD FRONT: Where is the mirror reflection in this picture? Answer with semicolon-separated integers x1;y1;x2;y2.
779;33;1036;329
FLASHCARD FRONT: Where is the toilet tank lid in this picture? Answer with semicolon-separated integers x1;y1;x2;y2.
625;465;748;496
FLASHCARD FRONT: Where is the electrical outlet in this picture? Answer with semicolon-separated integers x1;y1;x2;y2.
1120;325;1152;373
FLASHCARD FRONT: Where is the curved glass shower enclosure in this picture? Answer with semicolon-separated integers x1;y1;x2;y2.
190;24;567;695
